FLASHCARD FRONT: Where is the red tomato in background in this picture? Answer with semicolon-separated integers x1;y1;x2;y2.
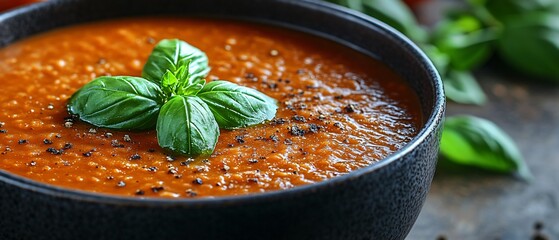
0;0;42;12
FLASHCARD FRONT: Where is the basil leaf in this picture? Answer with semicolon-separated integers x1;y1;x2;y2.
420;44;450;75
161;70;179;97
324;0;427;42
361;0;427;42
157;95;219;157
485;0;559;22
178;77;205;96
444;70;486;105
432;15;496;70
440;116;531;180
67;76;164;130
198;80;278;129
497;12;559;81
142;39;210;85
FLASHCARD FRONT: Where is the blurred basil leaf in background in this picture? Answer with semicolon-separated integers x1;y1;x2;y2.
441;116;532;180
325;0;428;42
444;70;487;105
432;14;496;71
496;12;559;81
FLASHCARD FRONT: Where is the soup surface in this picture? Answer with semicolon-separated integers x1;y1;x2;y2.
0;18;421;198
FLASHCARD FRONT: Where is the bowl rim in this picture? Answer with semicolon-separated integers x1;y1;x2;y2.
0;0;445;206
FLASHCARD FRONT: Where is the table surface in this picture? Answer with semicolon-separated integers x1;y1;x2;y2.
407;1;559;239
407;61;559;240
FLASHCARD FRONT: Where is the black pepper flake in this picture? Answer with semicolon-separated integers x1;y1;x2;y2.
18;139;28;144
269;134;279;143
345;104;358;113
244;72;257;81
248;178;259;183
166;155;176;162
193;178;203;185
267;82;278;89
130;154;141;160
308;123;320;133
82;151;92;157
123;135;132;142
0;129;7;133
235;135;246;144
186;190;198;197
248;159;259;164
55;134;62;138
333;122;344;130
111;140;124;148
148;148;156;153
283;139;293;145
289;125;306;136
116;181;126;187
292;115;307;123
135;189;145;196
168;167;178;175
106;175;114;180
46;147;63;155
43;139;53;145
334;95;344;100
63;143;73;150
271;118;287;125
227;143;235;147
535;221;544;231
151;186;164;193
286;104;295;111
28;161;37;166
146;166;158;172
180;159;194;166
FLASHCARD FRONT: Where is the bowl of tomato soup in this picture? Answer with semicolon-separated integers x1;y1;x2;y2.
0;0;444;239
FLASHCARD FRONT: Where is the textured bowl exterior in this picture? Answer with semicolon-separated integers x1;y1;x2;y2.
0;0;445;239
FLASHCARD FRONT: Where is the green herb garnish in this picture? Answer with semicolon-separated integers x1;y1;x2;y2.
441;116;532;180
67;39;278;157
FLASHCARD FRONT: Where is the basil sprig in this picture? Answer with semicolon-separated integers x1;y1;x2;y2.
68;39;277;157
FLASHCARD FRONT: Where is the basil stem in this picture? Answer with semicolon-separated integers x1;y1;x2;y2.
67;76;164;130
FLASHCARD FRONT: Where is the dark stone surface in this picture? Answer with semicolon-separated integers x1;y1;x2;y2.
409;62;559;239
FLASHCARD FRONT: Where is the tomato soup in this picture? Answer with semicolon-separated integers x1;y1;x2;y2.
0;18;422;198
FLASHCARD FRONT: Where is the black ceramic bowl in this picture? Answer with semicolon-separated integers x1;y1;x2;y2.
0;0;444;239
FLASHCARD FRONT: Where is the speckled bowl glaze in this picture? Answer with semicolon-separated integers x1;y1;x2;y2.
0;0;444;239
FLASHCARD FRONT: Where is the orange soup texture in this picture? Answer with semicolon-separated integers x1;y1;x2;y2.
0;18;422;198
